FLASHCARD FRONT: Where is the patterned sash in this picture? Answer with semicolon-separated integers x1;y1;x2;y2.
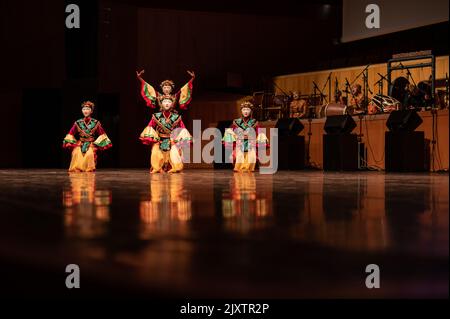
76;119;99;153
233;118;257;152
153;112;181;151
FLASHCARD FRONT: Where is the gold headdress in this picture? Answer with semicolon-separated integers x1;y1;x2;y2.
240;101;254;110
160;95;175;103
81;101;95;111
160;80;175;90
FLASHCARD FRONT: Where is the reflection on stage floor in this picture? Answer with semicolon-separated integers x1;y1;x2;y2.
0;169;447;298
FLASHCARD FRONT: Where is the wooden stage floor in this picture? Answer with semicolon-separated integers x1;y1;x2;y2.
0;169;448;298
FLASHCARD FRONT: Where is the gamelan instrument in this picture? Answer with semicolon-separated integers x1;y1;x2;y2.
320;103;351;117
368;94;400;114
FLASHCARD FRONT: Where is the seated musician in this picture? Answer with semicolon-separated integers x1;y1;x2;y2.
349;84;365;114
404;84;432;110
289;91;308;118
404;84;423;110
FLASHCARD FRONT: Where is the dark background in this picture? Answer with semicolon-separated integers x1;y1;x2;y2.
0;0;448;168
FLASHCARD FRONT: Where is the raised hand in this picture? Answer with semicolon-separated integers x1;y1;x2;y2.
187;70;195;78
136;69;145;78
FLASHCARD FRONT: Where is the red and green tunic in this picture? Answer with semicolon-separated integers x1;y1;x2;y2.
223;117;268;152
63;117;112;153
140;111;192;151
140;78;194;110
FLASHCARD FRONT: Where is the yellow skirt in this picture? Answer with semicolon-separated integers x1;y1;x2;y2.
150;144;184;173
234;149;257;172
142;126;191;173
69;145;96;172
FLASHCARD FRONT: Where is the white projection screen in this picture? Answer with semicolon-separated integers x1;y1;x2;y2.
342;0;449;43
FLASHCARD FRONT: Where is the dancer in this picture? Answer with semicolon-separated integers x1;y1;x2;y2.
223;101;269;173
63;101;112;172
136;69;195;110
136;70;194;173
139;96;192;173
136;73;193;173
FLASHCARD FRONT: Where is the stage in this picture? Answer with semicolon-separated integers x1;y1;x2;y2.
0;169;447;298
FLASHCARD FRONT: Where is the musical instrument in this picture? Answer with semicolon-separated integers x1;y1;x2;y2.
320;103;351;117
368;94;400;114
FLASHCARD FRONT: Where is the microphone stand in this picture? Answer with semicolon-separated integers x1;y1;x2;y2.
306;101;313;168
350;64;370;86
362;70;371;113
375;73;393;95
345;78;360;110
344;78;350;106
446;73;449;108
334;77;339;102
313;81;327;105
267;77;291;119
374;76;383;95
328;73;332;104
345;78;364;149
321;72;332;104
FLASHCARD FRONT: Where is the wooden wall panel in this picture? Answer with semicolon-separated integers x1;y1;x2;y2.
273;56;449;99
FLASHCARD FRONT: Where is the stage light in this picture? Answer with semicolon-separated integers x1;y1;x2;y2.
318;4;333;20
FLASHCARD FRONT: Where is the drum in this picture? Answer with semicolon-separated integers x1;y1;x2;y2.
322;103;349;117
369;94;400;113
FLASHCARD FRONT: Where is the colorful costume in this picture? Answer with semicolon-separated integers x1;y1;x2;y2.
140;109;192;173
63;117;112;172
223;104;269;172
140;77;194;110
137;73;194;173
